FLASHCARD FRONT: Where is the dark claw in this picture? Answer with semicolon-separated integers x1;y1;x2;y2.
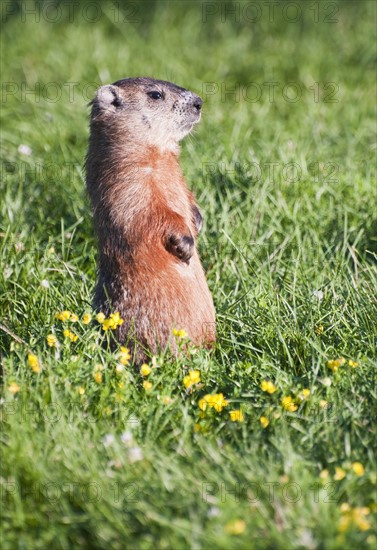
167;234;194;263
192;205;203;234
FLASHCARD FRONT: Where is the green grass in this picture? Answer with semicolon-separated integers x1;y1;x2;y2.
1;1;376;548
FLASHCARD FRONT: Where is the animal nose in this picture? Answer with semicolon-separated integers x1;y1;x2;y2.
193;96;203;111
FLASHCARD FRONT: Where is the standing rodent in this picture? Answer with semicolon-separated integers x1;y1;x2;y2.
86;77;215;364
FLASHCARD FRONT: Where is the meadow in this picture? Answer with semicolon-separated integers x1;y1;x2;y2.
0;1;376;548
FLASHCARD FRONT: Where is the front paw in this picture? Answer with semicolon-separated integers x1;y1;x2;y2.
166;234;194;263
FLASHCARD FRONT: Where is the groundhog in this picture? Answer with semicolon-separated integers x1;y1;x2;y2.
86;77;216;364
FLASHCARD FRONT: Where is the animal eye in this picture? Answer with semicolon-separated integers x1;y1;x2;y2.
147;91;163;100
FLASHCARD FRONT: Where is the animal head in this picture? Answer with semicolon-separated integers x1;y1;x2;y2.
91;77;203;151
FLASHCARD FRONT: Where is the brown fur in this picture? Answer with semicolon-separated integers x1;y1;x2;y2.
85;77;215;364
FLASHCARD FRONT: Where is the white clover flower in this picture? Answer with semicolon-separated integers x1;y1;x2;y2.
18;144;32;156
128;446;143;463
120;430;133;445
102;434;115;448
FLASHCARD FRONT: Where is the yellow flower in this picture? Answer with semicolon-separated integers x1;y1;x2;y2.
225;519;246;535
78;387;85;395
327;360;338;372
327;357;346;373
96;312;105;323
119;347;131;365
281;396;298;412
140;364;151;376
319;399;328;409
93;371;102;384
351;462;364;476
102;312;124;331
198;396;209;411
27;353;40;373
348;360;359;368
102;319;112;331
162;396;172;405
70;314;79;323
260;416;269;428
82;313;92;324
229;410;244;422
211;393;228;412
297;388;311;402
63;329;78;342
46;334;58;347
319;469;329;480
8;382;21;394
338;513;351;533
352;507;371;531
339;506;370;532
315;325;324;335
143;380;152;391
340;503;351;513
183;370;200;388
110;312;124;327
173;328;187;338
261;380;276;394
55;310;71;321
334;467;346;481
198;393;228;412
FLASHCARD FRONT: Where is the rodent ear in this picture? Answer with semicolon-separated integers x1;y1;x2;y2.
96;85;124;110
